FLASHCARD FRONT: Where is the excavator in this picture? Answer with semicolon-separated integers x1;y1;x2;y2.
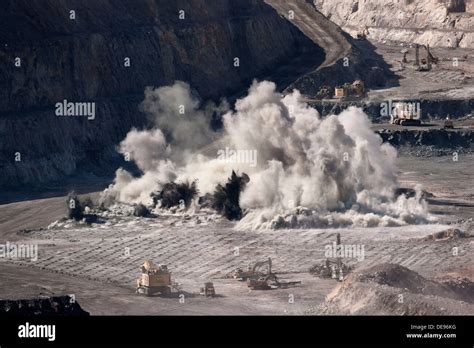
232;258;273;280
356;25;369;40
245;258;280;290
414;44;439;72
231;258;301;290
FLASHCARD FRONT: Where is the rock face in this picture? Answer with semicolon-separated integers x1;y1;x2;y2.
311;98;474;120
314;0;474;48
0;0;323;188
377;128;474;150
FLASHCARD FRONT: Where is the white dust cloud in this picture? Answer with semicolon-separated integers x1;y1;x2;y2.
101;80;432;229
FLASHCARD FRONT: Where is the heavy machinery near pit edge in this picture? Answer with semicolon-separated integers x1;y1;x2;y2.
200;282;216;297
315;85;332;99
230;257;301;290
356;25;369;40
444;115;454;129
389;101;422;126
334;80;366;100
315;80;366;101
414;44;439;72
309;234;353;281
136;260;172;296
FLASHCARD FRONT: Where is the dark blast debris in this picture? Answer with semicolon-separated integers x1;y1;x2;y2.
206;171;250;220
151;181;198;209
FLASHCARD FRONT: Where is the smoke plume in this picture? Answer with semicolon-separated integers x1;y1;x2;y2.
101;80;432;229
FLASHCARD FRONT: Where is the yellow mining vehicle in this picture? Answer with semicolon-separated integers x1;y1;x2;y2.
136;260;172;296
334;80;366;100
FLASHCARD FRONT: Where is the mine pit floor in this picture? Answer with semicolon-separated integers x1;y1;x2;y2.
0;156;472;315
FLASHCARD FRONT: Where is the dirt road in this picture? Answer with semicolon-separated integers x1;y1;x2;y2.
265;0;352;70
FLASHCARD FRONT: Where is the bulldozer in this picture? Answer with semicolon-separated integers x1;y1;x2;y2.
136;260;172;296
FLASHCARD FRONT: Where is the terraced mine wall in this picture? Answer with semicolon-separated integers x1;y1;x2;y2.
314;0;474;48
0;0;323;188
310;99;474;120
377;128;474;150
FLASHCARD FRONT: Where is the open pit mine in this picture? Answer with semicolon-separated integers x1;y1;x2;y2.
0;0;473;321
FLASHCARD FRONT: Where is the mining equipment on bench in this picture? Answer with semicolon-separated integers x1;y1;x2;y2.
136;260;172;296
231;257;301;290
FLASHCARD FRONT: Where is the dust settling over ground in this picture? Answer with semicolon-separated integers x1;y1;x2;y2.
102;80;432;230
1;0;472;318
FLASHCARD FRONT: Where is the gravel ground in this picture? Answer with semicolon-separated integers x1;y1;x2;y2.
0;156;472;315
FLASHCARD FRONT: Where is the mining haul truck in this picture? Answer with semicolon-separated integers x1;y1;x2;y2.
136;260;172;296
390;102;422;126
